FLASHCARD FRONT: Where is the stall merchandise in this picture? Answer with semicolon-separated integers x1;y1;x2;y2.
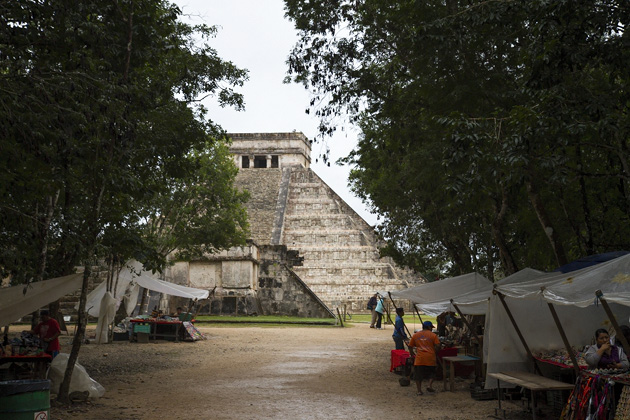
615;385;630;419
561;374;618;420
182;322;205;341
534;348;588;370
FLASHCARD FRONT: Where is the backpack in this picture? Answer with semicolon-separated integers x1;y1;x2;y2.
367;296;376;310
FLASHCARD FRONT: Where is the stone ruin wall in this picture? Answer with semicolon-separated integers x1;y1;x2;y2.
256;245;333;318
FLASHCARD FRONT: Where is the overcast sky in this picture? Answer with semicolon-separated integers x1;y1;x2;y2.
174;0;378;226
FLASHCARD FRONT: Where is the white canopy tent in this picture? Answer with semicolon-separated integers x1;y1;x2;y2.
81;260;210;343
388;272;493;317
0;273;83;328
484;253;630;387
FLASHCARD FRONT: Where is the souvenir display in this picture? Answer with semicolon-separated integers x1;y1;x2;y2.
4;332;45;356
561;375;615;419
615;385;630;420
183;322;206;341
535;348;588;368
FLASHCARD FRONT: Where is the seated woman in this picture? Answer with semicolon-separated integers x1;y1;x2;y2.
585;328;630;370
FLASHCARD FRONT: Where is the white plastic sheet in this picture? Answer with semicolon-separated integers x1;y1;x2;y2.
95;292;117;344
48;353;105;399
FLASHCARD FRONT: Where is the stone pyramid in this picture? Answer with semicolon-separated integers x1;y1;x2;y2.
230;132;419;312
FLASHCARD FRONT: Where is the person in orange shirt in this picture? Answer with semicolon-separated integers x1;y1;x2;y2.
408;320;441;395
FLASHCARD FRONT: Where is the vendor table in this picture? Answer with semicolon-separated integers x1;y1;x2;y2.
488;371;574;420
0;354;52;380
441;355;480;391
130;319;183;342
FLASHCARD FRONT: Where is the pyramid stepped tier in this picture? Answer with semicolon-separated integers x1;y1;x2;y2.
291;246;383;265
282;168;416;310
235;168;284;244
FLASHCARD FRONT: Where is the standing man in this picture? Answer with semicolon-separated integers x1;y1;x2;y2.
374;294;385;330
392;307;408;349
368;294;378;328
31;310;61;358
408;320;441;395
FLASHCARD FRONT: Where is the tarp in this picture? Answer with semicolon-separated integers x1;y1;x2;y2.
388;272;492;316
0;273;83;327
484;253;630;388
134;275;209;300
553;250;629;273
446;268;548;315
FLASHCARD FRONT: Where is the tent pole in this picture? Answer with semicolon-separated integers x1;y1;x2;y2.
413;306;424;326
388;292;412;338
546;302;581;376
495;291;542;375
595;290;630;353
450;300;483;346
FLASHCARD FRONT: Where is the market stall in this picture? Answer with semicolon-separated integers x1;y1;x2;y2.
82;260;209;343
483;253;630;418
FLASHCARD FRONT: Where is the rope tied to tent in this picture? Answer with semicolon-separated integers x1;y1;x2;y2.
594;289;604;307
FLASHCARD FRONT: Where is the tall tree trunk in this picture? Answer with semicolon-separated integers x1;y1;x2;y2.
485;242;495;282
575;145;594;254
57;265;91;404
491;187;518;275
58;183;105;403
30;191;60;329
525;174;568;267
616;135;630;214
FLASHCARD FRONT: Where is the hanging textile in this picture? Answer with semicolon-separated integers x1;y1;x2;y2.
561;374;617;420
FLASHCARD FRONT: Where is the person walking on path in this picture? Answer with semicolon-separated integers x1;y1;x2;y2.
408;320;441;395
374;295;385;329
392;307;408;349
368;294;378;328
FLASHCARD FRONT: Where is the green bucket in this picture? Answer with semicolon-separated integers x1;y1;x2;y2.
0;379;50;420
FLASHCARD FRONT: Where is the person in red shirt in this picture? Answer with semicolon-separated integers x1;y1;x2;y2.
408;320;441;395
31;310;61;358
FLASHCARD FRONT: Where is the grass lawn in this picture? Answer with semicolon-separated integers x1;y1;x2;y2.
194;315;337;325
192;313;437;329
344;312;437;330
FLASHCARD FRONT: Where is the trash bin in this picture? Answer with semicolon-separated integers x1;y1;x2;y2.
0;379;50;420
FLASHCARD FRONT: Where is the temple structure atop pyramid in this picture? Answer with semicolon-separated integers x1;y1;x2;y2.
166;132;420;317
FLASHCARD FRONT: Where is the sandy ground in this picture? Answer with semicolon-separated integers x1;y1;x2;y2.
42;323;532;420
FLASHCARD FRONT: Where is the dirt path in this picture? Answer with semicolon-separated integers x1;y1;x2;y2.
50;324;507;419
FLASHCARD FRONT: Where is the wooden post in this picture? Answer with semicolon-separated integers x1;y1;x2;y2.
450;300;483;346
595;290;630;352
413;305;424;326
186;298;195;317
495;291;542;375
336;308;344;327
343;304;347;322
545;301;581;376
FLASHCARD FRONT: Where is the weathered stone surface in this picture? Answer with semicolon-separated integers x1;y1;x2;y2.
226;133;421;314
